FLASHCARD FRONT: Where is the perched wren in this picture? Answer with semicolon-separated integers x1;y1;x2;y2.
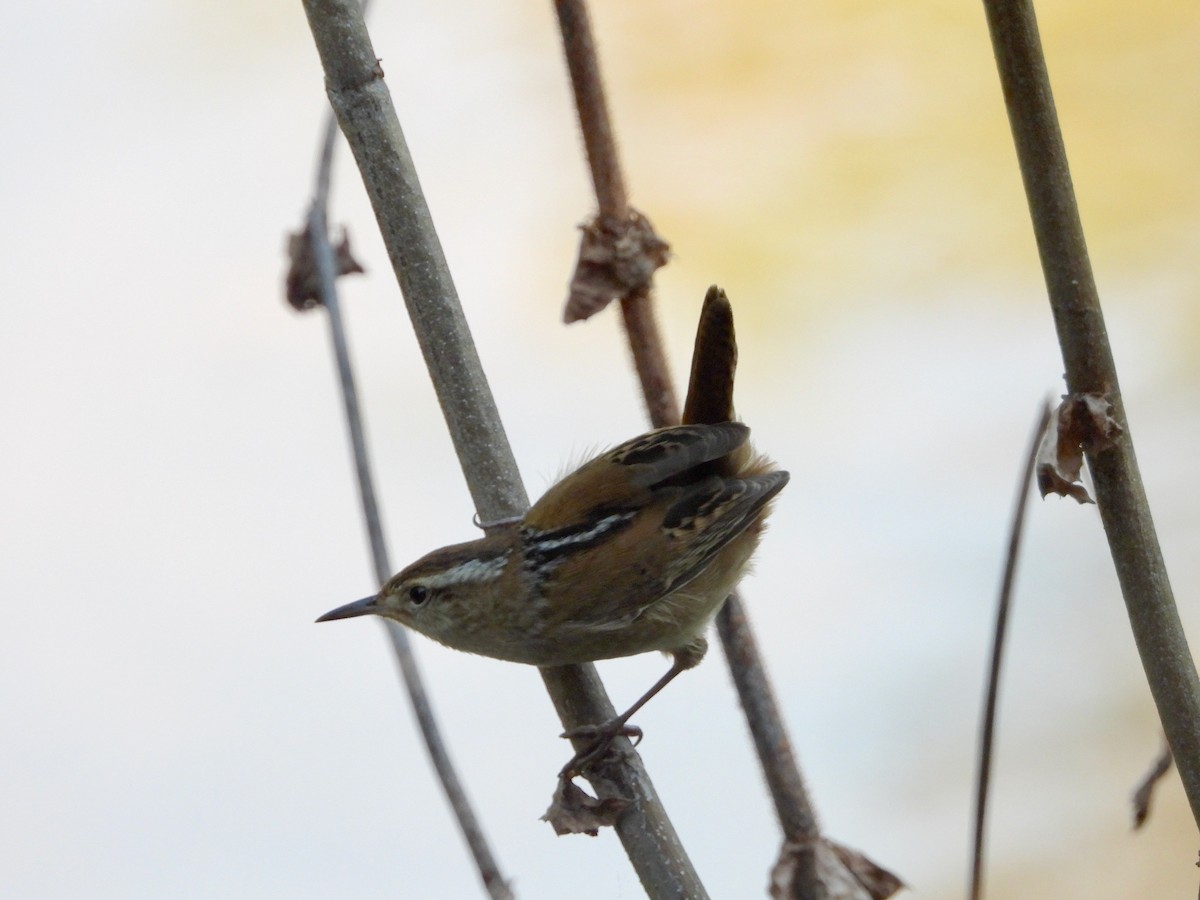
318;287;787;773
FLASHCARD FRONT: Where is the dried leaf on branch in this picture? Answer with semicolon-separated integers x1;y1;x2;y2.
769;837;904;900
1035;393;1123;503
541;778;629;836
562;209;669;323
285;225;364;311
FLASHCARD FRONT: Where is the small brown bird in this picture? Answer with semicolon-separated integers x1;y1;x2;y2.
319;287;787;772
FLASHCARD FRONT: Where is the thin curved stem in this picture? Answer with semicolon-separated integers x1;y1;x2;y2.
969;403;1051;900
301;64;513;900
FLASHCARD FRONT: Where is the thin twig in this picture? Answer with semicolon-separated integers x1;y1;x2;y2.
969;403;1051;900
715;596;821;872
302;111;514;900
554;2;826;895
982;0;1200;829
620;285;680;428
555;0;625;220
301;3;706;896
1132;740;1174;829
555;0;678;426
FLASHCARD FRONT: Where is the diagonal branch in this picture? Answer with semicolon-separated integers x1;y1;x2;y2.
553;2;826;896
982;0;1200;828
555;0;677;421
301;2;705;896
556;0;820;840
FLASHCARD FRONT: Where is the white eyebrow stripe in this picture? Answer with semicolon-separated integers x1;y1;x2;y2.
424;553;509;588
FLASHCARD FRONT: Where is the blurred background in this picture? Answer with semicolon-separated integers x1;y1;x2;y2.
2;1;1198;896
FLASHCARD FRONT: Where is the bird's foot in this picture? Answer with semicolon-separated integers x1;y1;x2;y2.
558;720;643;779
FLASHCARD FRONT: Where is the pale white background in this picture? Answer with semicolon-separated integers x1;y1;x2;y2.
2;1;1197;897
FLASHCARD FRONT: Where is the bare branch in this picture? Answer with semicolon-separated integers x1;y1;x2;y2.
290;72;514;900
982;0;1200;828
301;2;704;895
717;596;823;897
554;0;626;220
554;0;679;427
552;3;847;896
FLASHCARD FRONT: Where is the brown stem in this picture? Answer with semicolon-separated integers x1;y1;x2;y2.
982;0;1200;829
553;1;822;894
620;286;680;428
715;596;821;898
969;403;1051;900
555;0;627;218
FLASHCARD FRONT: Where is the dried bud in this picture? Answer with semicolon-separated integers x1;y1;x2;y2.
285;225;365;311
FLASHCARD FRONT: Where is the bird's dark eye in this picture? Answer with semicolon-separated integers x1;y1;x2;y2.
408;585;430;606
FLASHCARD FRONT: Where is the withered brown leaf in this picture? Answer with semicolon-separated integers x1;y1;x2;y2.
1035;393;1123;504
770;837;904;900
541;778;629;837
562;209;669;323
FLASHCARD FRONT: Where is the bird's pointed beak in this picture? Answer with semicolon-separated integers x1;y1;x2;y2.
316;595;379;623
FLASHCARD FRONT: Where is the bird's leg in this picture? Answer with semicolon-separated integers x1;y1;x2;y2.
558;638;707;778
